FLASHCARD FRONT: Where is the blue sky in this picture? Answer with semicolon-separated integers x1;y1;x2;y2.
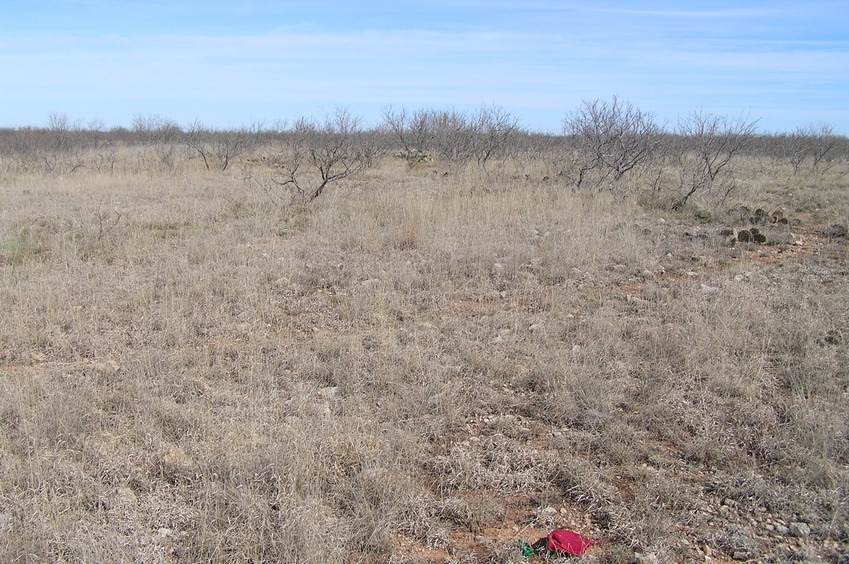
1;1;847;133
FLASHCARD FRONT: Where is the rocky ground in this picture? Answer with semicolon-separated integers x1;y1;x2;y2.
389;210;848;563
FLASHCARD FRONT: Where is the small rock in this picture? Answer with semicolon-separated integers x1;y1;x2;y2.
93;359;121;376
826;223;847;239
318;386;339;399
635;552;658;564
788;522;811;537
798;512;819;524
534;506;559;526
823;329;843;345
112;486;138;507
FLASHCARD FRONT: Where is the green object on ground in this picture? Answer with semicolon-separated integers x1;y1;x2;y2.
518;539;534;556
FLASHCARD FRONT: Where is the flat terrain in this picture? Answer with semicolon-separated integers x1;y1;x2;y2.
1;151;847;563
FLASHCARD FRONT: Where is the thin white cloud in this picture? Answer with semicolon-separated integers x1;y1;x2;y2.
1;0;847;132
595;6;785;17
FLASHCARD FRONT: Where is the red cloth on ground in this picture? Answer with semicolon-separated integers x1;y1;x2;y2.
546;529;600;556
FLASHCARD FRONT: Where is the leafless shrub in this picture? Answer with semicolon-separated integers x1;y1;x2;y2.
470;105;522;172
94;201;123;242
83;120;119;174
383;105;520;171
382;106;437;166
672;110;758;209
508;131;563;178
0;127;37;173
20;113;90;175
780;123;842;174
131;113;185;173
89;141;118;174
185;120;261;171
428;110;478;167
562;96;662;191
131;113;181;146
434;106;521;170
244;108;385;203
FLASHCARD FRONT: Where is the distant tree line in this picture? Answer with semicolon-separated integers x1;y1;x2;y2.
1;103;846;207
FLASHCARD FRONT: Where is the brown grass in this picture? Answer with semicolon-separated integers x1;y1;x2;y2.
1;151;848;563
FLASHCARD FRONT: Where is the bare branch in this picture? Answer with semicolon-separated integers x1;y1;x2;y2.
563;96;661;190
673;110;758;209
244;108;384;204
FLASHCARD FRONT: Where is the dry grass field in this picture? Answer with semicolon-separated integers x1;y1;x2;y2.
1;139;848;563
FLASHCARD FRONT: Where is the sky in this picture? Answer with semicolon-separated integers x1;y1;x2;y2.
1;0;847;134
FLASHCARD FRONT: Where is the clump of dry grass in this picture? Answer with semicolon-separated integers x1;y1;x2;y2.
1;147;847;562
